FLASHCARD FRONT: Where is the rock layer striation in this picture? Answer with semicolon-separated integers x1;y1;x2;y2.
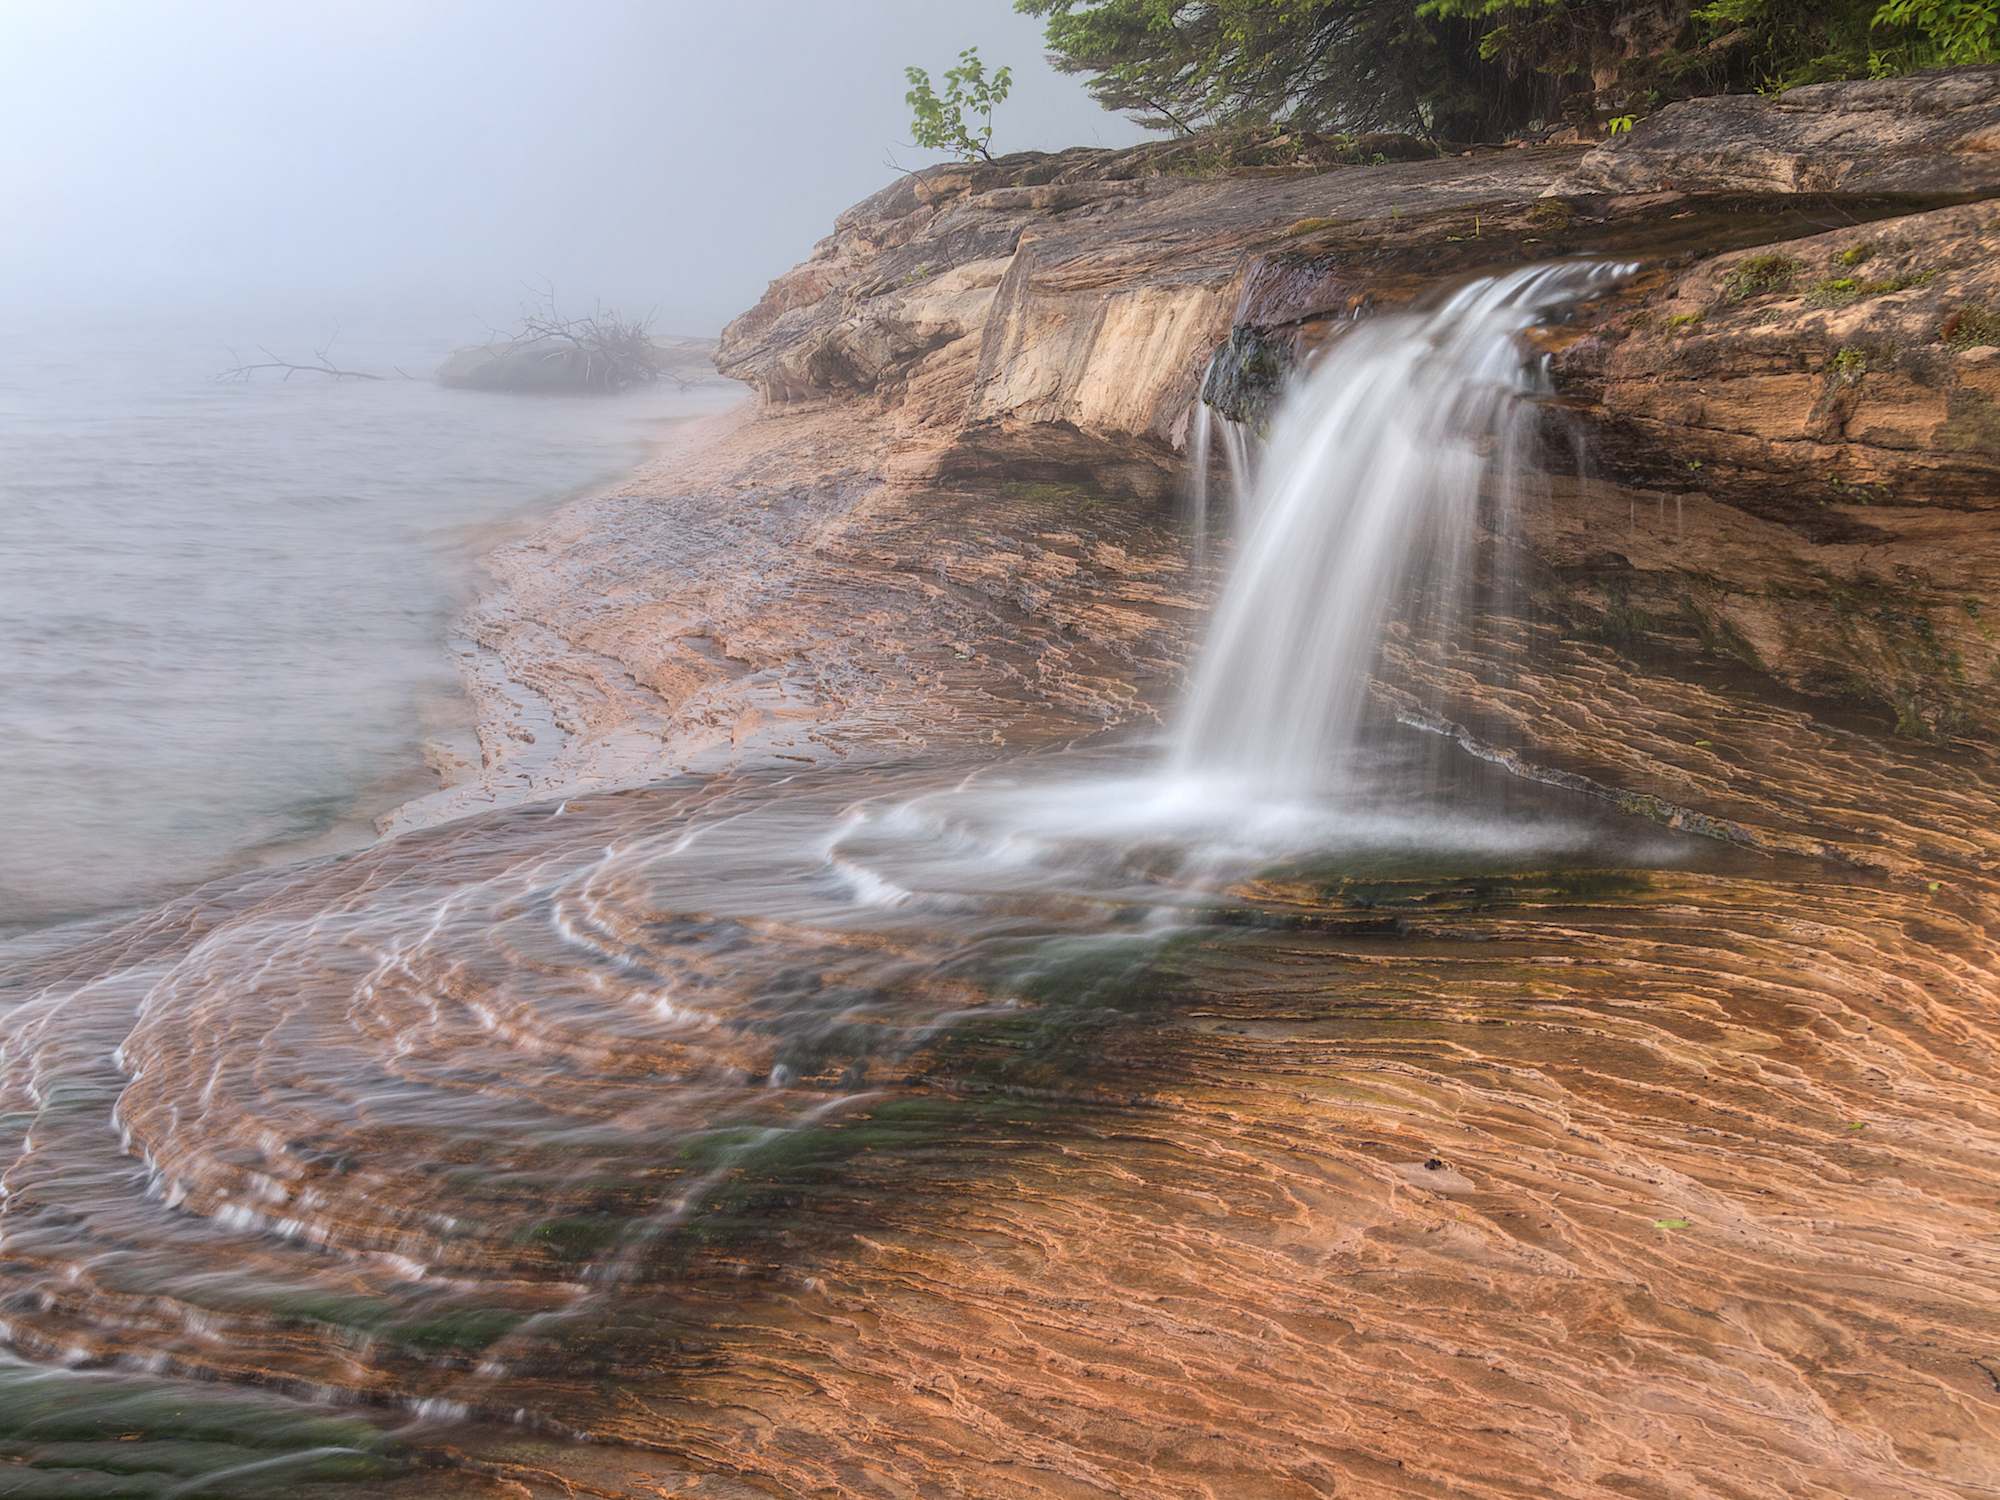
4;64;2000;1500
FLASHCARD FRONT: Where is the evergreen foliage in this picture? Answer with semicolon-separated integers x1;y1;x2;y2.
1016;0;2000;142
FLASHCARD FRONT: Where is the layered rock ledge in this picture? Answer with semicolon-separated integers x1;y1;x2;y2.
6;65;2000;1500
715;64;2000;745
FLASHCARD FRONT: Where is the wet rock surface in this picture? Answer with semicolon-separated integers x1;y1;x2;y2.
717;68;2000;742
6;596;1998;1497
6;66;2000;1500
381;403;1210;835
1542;198;2000;740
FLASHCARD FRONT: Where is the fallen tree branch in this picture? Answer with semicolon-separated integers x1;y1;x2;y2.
215;341;387;383
502;282;683;391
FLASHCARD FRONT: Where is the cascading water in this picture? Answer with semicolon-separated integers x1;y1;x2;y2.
797;262;1649;918
816;261;1644;905
1173;260;1631;798
1185;368;1257;566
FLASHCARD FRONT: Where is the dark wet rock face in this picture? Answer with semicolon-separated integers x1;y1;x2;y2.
1200;322;1293;427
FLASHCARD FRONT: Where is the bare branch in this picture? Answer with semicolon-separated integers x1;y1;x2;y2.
496;283;687;391
216;347;384;383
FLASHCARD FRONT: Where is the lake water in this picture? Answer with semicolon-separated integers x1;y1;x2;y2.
0;318;736;934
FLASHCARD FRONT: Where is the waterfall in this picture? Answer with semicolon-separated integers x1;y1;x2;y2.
1187;397;1214;566
1172;261;1629;797
1185;369;1257;568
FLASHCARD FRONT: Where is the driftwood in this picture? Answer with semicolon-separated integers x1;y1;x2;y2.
216;293;691;395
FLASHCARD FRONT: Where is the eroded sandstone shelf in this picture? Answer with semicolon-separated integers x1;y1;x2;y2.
6;402;1997;1496
4;66;2000;1500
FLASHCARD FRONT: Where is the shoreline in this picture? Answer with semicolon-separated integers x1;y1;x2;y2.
5;67;2000;1495
379;393;1208;842
379;392;753;838
0;380;741;947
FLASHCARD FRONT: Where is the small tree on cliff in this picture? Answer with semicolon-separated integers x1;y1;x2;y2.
906;47;1014;161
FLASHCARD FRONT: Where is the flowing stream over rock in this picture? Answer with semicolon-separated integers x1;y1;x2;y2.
1176;261;1630;795
3;264;1997;1498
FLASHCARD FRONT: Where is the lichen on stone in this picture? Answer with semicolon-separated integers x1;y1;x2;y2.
1940;303;2000;351
1804;270;1936;308
1527;197;1577;232
1721;253;1804;301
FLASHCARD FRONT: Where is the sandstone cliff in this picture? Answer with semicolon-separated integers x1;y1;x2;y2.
717;67;2000;744
16;72;2000;1500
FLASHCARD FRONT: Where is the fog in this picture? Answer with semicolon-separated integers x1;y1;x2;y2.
0;0;1151;336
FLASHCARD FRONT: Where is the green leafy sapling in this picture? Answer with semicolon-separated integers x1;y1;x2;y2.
906;47;1014;162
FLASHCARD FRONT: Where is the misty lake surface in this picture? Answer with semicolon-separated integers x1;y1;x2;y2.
0;319;735;934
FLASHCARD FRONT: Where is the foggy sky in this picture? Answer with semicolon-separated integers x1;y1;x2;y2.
0;1;1151;336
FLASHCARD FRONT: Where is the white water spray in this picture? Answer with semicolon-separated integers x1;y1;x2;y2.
1173;260;1629;796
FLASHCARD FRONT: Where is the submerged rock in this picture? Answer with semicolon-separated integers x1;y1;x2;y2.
437;333;715;393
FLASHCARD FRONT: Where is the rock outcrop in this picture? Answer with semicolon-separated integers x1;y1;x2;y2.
13;69;2000;1500
1551;63;2000;196
1541;202;2000;737
716;140;1580;493
717;66;2000;741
